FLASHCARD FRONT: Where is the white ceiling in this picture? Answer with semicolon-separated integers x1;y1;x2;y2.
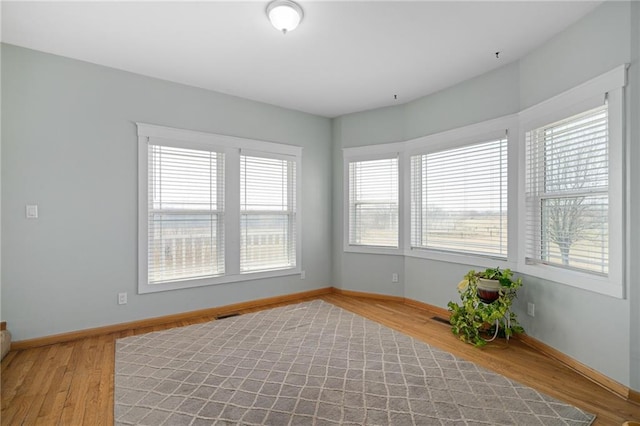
1;1;602;118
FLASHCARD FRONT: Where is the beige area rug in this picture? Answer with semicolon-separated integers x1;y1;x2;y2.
115;300;595;425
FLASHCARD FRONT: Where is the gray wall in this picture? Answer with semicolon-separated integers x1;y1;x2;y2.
331;107;406;294
1;44;333;341
332;1;637;389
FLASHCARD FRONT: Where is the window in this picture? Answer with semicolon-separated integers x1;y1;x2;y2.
138;123;301;293
347;156;399;248
147;144;224;284
240;154;296;273
411;137;508;258
525;105;609;274
519;65;626;297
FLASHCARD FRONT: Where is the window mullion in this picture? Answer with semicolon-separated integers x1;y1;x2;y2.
225;148;241;276
287;160;295;264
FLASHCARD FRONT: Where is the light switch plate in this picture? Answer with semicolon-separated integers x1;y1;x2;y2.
26;205;38;219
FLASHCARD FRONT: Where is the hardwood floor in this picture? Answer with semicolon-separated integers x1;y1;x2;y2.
2;293;639;425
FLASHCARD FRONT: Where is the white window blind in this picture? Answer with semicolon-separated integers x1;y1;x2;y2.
525;104;609;275
348;157;399;247
148;145;224;284
240;154;296;273
411;138;508;257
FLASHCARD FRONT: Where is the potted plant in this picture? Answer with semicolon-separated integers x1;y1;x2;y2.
447;267;524;347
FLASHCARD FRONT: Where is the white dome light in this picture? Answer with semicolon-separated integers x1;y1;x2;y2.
267;0;303;34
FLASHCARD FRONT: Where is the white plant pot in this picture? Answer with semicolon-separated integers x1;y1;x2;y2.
477;278;501;303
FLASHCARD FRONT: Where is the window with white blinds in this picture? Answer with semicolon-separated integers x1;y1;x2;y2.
525;104;609;275
148;145;225;284
411;138;508;257
348;157;399;247
240;154;296;273
138;123;302;293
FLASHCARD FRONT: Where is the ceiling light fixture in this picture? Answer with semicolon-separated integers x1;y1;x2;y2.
267;0;303;34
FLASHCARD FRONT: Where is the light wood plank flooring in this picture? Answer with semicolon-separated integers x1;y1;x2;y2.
2;293;639;425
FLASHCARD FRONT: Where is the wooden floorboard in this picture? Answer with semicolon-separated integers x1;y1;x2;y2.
2;293;639;425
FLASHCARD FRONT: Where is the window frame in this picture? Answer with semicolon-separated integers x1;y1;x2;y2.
409;134;509;260
518;65;627;298
145;140;226;285
343;146;404;255
404;116;519;269
239;150;298;274
138;123;302;294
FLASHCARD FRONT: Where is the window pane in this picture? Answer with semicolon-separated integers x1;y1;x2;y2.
411;138;507;257
241;214;294;272
148;214;222;283
150;145;221;210
240;155;296;272
352;203;398;247
539;196;608;274
541;109;608;193
349;158;399;247
148;145;224;284
526;104;609;275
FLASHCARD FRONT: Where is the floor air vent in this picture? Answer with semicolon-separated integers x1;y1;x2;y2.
431;316;450;325
216;313;240;320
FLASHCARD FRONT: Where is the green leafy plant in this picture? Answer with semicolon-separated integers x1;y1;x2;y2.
447;268;524;347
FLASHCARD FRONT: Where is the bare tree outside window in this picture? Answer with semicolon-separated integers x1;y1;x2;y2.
528;105;609;274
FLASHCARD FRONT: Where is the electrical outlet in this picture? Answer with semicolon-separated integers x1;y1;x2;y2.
118;292;128;305
527;302;535;317
392;273;399;283
300;270;306;280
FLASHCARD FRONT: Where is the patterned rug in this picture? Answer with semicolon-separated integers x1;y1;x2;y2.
115;300;595;425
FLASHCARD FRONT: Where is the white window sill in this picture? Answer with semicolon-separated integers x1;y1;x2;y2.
518;262;624;299
139;267;302;294
344;245;403;256
406;247;514;270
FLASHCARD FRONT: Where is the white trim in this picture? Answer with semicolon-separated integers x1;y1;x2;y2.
296;153;303;273
518;262;623;299
341;115;518;158
138;268;301;294
520;94;605;133
240;148;299;163
519;64;627;123
405;115;518;155
606;86;625;297
405;248;515;271
225;149;241;277
137;135;149;293
401;150;412;257
137;122;302;157
507;123;520;267
344;245;404;256
343;142;403;158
